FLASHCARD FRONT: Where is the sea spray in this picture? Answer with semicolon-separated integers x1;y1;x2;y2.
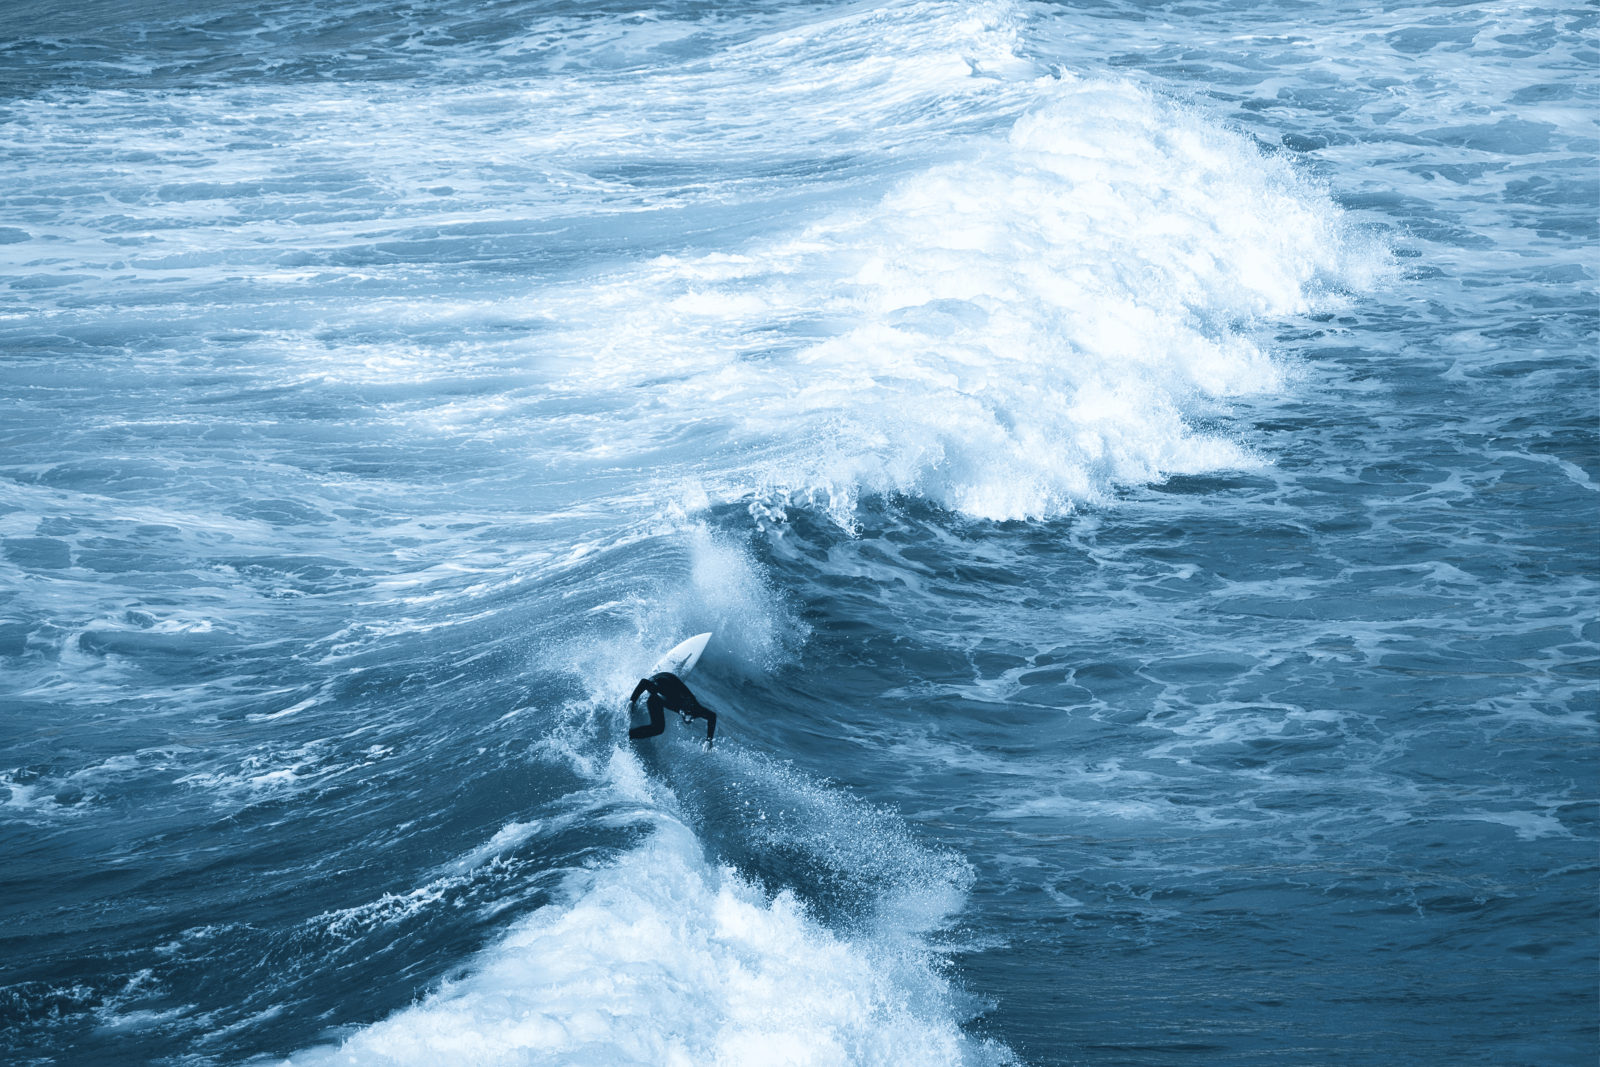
283;803;1008;1067
526;78;1386;522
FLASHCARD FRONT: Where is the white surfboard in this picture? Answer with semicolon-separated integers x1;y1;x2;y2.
648;632;712;677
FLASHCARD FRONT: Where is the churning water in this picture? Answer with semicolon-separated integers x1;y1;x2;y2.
1;1;1595;1064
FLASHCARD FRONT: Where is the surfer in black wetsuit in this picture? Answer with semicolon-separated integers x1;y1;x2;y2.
628;672;716;745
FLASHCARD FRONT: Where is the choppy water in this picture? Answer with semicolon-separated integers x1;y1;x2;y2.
1;1;1595;1064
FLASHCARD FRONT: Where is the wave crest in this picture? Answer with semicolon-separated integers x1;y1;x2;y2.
553;78;1387;523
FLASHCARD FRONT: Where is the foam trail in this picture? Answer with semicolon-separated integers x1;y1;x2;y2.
283;819;1009;1067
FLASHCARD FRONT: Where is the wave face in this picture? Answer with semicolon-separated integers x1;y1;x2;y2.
0;1;1593;1065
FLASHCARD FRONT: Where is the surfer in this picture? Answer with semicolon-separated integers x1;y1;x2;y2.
628;672;717;745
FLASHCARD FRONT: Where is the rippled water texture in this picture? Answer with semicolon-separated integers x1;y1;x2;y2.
1;1;1595;1065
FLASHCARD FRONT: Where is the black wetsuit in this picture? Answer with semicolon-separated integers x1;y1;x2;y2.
628;672;716;743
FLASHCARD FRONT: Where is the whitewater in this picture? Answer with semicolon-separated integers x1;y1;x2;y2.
1;1;1594;1064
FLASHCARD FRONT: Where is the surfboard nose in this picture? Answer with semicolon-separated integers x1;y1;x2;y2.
648;632;713;677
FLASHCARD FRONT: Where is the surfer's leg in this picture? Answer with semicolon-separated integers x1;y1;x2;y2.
628;694;666;739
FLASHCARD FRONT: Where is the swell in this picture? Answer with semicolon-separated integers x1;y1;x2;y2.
0;0;1408;1063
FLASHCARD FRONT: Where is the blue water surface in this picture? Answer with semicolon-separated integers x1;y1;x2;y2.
1;1;1595;1064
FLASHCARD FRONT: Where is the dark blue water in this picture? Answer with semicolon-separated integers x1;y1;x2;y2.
1;1;1594;1064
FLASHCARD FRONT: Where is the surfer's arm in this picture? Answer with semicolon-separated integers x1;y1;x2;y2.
699;706;716;743
628;678;655;708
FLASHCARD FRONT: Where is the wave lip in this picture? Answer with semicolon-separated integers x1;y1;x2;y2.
752;78;1388;520
282;820;1011;1067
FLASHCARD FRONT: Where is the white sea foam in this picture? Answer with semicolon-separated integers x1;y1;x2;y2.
274;743;997;1066
282;816;1009;1067
0;0;1382;530
523;76;1386;522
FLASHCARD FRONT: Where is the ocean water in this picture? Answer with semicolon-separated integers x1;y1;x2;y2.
0;0;1594;1064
